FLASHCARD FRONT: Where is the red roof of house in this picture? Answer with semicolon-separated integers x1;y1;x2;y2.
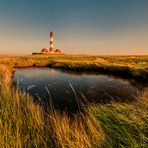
41;48;49;53
55;49;62;53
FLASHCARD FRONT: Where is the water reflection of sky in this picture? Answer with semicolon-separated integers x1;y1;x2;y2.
13;67;147;112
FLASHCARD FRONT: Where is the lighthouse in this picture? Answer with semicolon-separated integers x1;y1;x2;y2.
49;32;54;53
38;31;63;54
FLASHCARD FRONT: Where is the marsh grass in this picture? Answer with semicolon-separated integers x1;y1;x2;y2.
89;97;148;147
0;54;148;80
0;55;148;147
0;86;104;147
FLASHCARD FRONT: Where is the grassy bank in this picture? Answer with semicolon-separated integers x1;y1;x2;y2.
0;54;148;81
0;55;148;147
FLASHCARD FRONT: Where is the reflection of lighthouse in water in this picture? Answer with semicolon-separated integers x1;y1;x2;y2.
48;69;55;80
49;32;54;53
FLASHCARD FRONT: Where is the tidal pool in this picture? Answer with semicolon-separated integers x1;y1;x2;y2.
13;67;147;113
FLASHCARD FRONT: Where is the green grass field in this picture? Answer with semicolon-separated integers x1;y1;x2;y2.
0;54;148;147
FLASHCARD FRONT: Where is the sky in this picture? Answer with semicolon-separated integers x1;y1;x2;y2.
0;0;148;55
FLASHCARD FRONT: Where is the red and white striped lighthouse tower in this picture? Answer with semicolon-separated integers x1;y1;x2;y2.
49;32;54;53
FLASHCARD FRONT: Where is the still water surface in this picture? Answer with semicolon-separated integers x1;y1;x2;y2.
13;67;147;112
